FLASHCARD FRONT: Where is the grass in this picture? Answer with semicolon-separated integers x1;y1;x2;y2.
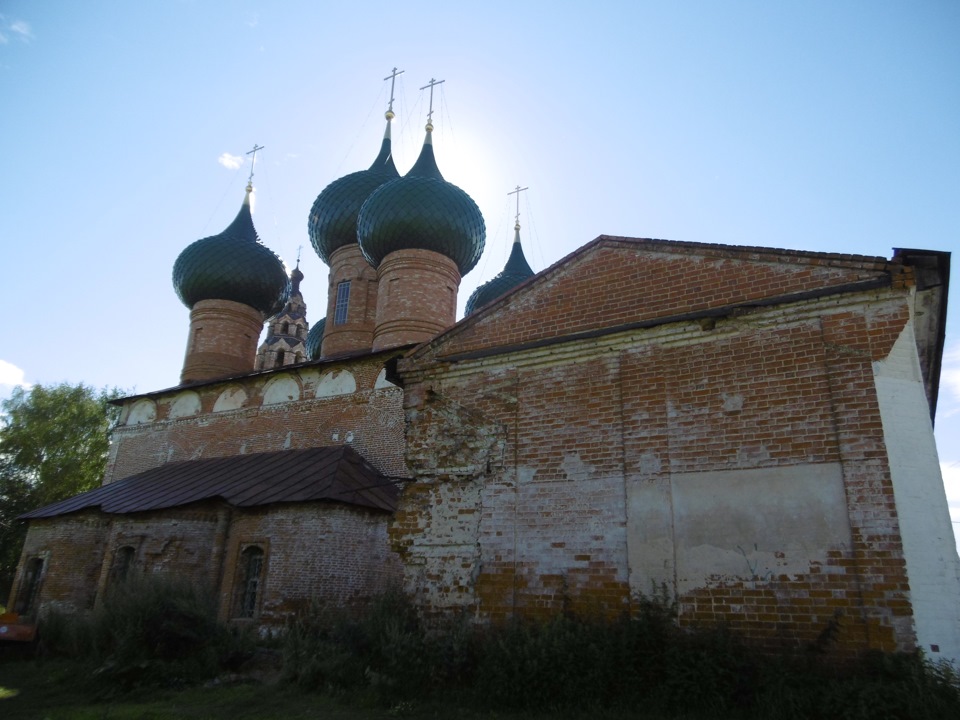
0;658;676;720
3;582;959;719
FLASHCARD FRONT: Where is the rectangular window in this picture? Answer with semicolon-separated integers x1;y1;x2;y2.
15;557;44;617
334;281;351;325
234;545;265;619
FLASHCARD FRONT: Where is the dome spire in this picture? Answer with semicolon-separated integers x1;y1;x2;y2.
465;184;535;316
384;66;404;120
508;184;529;240
420;77;445;133
407;77;446;180
308;71;402;265
245;143;264;196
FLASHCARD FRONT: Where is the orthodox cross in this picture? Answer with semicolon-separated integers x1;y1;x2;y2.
420;77;445;125
246;144;264;183
508;185;529;225
384;67;404;115
296;245;303;265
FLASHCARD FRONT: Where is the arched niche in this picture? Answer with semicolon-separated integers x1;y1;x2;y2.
126;399;157;426
315;369;356;398
263;375;301;405
374;368;397;389
168;391;202;419
213;386;248;413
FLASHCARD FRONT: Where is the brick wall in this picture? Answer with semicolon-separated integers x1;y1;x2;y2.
107;352;407;483
181;299;264;383
394;240;925;657
322;244;379;357
435;238;900;359
9;511;109;614
218;503;401;624
372;248;461;351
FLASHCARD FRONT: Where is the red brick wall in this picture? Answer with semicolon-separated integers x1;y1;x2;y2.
395;252;917;656
181;299;264;383
9;512;110;614
322;244;379;357
432;238;899;359
372;249;460;351
14;500;401;628
218;503;402;624
107;353;407;483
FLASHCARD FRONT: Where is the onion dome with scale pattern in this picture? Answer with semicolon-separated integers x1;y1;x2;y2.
305;317;326;360
465;220;535;315
357;123;485;275
308;117;399;264
173;184;291;318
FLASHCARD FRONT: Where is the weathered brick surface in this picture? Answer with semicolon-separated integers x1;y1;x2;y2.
107;352;407;483
12;501;400;626
322;244;379;357
16;236;948;658
218;503;401;624
431;238;900;359
8;512;110;614
394;239;921;657
181;299;264;383
372;249;461;351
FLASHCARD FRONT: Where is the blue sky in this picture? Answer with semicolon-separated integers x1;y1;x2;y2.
1;1;959;543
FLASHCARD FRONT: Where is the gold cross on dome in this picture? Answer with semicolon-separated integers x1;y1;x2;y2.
384;67;405;115
420;77;445;124
508;185;529;225
246;144;264;184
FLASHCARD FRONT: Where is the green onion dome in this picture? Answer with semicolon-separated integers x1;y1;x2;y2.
465;222;535;315
305;318;326;360
308;120;399;264
357;126;486;275
173;185;291;318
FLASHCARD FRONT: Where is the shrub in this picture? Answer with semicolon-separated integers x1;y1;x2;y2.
282;589;960;719
40;573;246;689
282;588;435;704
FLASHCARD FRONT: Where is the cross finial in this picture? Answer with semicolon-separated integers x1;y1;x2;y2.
420;77;445;130
508;185;529;228
296;245;302;266
384;67;404;119
246;144;264;187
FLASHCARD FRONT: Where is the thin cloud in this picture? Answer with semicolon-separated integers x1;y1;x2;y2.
0;359;30;390
218;152;244;170
10;20;32;42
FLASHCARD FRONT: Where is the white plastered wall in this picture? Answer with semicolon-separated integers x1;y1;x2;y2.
873;312;960;664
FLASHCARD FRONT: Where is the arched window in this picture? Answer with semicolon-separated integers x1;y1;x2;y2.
234;546;265;618
334;281;351;325
281;322;290;334
110;546;136;583
15;557;44;617
276;350;285;366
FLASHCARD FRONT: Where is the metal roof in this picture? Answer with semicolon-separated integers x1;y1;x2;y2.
20;446;399;519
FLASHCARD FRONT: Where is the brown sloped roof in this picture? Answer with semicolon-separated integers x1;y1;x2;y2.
20;446;400;519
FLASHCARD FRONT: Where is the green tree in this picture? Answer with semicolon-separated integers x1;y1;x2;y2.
0;383;124;603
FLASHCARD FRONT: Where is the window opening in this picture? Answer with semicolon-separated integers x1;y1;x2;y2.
334;281;351;325
234;546;265;618
15;557;44;617
276;350;285;366
281;322;289;334
111;546;136;582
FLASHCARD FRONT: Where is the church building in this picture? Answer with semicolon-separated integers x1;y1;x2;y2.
8;78;960;664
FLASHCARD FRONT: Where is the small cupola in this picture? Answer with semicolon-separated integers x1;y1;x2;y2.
466;187;535;315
